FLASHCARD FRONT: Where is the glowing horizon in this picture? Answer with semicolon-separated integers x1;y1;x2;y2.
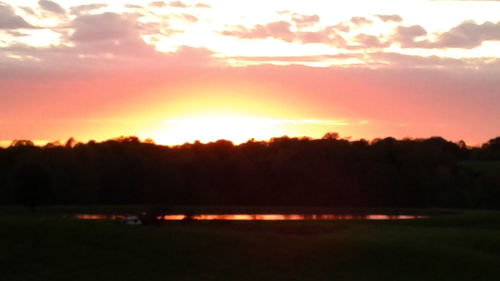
0;0;498;145
143;115;349;145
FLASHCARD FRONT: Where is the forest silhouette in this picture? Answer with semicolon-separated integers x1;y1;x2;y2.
1;134;499;209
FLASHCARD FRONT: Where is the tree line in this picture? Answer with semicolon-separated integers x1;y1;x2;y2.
1;134;499;209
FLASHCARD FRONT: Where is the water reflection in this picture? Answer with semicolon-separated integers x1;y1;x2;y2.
75;213;425;221
159;214;425;221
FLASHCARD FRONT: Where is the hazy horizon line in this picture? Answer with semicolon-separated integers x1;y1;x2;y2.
1;134;497;149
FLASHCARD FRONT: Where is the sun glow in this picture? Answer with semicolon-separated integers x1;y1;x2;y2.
152;115;286;145
143;114;351;145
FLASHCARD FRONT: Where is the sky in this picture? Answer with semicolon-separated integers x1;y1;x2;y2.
1;0;499;146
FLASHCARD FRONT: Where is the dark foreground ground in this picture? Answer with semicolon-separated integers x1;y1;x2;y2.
1;206;500;281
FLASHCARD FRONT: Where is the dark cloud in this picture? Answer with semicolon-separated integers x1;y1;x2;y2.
375;14;402;22
393;21;500;49
70;4;108;15
67;12;159;58
70;12;140;42
0;2;34;29
38;0;65;15
394;25;428;47
353;34;391;49
350;16;373;26
223;18;500;51
433;21;500;48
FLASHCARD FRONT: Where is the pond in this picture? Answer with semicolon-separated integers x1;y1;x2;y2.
75;213;426;221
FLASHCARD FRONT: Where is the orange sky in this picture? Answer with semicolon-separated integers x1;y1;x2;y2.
1;0;499;146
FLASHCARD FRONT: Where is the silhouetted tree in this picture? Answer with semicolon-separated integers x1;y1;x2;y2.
0;134;499;209
13;163;51;214
10;140;35;147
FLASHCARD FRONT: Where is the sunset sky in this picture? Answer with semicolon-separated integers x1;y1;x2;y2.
1;0;499;146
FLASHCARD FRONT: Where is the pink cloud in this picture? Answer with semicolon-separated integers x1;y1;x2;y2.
149;1;167;7
292;14;320;28
375;14;402;22
434;21;500;48
182;14;198;23
195;3;210;8
0;2;35;29
393;25;428;48
169;1;187;8
222;21;295;42
393;21;500;49
350;16;373;26
222;21;347;47
353;34;390;49
38;0;65;15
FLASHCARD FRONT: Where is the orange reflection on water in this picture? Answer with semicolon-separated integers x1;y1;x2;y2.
74;213;426;221
157;214;425;221
207;214;295;220
162;214;187;220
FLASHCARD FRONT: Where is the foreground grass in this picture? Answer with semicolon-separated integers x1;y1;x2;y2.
1;208;500;281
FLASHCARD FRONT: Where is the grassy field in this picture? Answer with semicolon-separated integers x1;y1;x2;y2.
1;207;500;281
